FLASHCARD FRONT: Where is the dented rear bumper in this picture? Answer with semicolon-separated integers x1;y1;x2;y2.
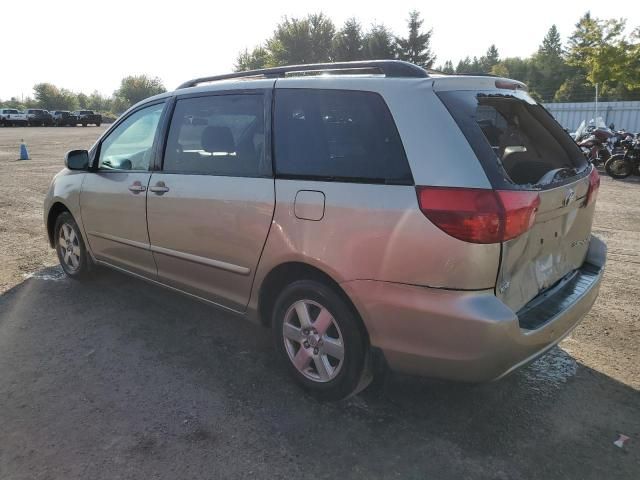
342;235;606;382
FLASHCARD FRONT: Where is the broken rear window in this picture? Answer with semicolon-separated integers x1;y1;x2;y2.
437;91;588;188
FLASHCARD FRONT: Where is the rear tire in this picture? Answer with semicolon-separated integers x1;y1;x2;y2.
272;279;370;401
605;155;633;179
54;212;92;280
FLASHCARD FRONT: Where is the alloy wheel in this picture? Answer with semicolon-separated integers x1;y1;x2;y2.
282;299;345;383
58;223;81;272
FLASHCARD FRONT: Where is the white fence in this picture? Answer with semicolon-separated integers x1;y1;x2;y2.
543;101;640;132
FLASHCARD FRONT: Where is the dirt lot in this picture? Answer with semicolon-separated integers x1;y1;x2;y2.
0;126;638;479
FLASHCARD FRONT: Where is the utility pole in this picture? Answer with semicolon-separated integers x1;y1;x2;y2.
595;83;599;119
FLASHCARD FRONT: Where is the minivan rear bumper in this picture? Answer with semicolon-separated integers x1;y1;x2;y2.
341;235;606;382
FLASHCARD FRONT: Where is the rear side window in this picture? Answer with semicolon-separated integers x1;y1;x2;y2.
163;94;266;177
437;91;587;187
274;89;412;184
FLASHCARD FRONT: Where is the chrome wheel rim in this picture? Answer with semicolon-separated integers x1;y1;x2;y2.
283;299;345;383
58;223;81;272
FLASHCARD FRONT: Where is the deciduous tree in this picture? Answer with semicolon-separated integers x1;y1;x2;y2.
113;75;166;110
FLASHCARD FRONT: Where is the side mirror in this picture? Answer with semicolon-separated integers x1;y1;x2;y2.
65;149;89;170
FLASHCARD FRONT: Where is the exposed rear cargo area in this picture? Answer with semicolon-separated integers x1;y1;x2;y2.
435;83;598;312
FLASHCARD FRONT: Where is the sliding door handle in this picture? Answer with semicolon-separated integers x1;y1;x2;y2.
128;181;146;194
149;181;170;195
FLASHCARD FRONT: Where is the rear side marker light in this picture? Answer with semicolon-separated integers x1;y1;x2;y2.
416;186;540;244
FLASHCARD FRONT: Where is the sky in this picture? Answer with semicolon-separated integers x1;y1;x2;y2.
2;0;639;100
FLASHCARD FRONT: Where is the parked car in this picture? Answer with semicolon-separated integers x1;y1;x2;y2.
70;110;101;127
44;61;606;400
25;108;53;126
51;110;78;127
0;108;28;126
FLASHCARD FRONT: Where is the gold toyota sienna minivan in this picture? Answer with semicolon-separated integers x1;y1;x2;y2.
44;61;606;400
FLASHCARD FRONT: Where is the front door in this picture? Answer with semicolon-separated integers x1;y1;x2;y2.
80;101;166;278
146;92;274;312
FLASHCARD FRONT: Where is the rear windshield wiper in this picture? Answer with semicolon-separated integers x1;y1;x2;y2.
534;167;578;187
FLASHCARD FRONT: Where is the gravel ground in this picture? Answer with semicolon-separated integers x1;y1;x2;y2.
0;127;638;479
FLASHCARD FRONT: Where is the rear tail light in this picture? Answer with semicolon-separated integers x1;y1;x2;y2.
585;167;600;207
416;186;540;244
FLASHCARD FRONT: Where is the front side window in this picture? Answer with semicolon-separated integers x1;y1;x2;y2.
274;89;412;184
98;102;165;171
163;94;266;177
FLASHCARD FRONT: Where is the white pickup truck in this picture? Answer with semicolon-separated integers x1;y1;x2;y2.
0;109;28;126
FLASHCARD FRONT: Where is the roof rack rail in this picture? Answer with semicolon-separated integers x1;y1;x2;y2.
456;72;499;77
177;60;429;89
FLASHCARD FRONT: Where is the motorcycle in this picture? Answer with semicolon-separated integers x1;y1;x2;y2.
609;129;635;155
604;134;640;179
573;119;614;166
578;131;613;166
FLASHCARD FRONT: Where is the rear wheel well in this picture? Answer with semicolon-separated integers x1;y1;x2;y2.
258;262;368;338
47;202;70;247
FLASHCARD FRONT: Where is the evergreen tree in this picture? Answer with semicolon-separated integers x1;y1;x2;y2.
364;24;397;59
308;13;336;62
396;10;436;68
333;18;364;61
440;60;455;74
480;44;500;72
530;25;568;102
539;24;563;56
470;56;483;73
455;57;472;74
266;14;336;66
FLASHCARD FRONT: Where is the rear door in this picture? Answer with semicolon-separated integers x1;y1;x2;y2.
146;90;274;312
436;87;595;311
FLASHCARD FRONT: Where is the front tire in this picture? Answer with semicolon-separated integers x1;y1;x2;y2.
54;212;92;279
272;280;369;401
605;154;633;179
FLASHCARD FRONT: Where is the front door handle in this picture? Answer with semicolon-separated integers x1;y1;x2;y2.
149;181;170;195
128;181;146;194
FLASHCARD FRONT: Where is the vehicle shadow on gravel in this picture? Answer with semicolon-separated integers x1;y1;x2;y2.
0;266;638;480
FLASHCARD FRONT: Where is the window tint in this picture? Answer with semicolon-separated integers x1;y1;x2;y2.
98;102;164;171
163;94;266;177
438;91;587;187
274;89;412;184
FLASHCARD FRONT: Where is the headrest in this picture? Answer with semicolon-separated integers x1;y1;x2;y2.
201;126;235;153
